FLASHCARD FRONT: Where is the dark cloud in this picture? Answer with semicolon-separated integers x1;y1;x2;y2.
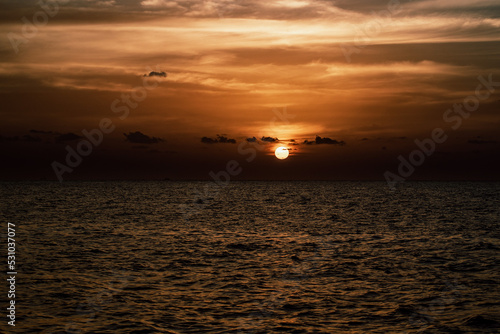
261;136;278;143
246;136;257;142
304;136;346;145
332;0;395;13
2;0;499;28
144;71;167;78
0;134;42;143
317;136;346;145
30;129;58;135
124;131;163;144
217;135;236;144
21;135;42;142
56;133;83;142
201;136;218;144
201;134;236;144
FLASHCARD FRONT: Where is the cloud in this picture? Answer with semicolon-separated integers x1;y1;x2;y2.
216;135;237;144
138;0;349;20
124;131;163;144
144;71;167;78
56;133;83;142
140;0;187;10
315;136;346;145
30;129;58;135
201;134;236;144
201;136;218;144
244;136;280;143
261;136;279;143
0;134;42;142
21;135;42;142
304;136;346;145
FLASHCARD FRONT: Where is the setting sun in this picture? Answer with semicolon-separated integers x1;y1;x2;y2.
275;147;289;160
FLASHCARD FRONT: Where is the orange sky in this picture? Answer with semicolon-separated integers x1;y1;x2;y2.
1;0;499;180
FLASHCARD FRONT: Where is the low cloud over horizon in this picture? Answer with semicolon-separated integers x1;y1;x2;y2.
124;131;164;144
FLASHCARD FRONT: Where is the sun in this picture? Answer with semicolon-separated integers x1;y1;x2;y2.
274;147;289;160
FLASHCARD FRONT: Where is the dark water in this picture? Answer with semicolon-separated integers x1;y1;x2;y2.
1;181;500;333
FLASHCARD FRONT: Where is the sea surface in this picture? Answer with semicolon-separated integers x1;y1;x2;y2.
1;181;499;333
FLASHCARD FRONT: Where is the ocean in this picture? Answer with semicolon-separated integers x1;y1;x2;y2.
1;181;499;333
